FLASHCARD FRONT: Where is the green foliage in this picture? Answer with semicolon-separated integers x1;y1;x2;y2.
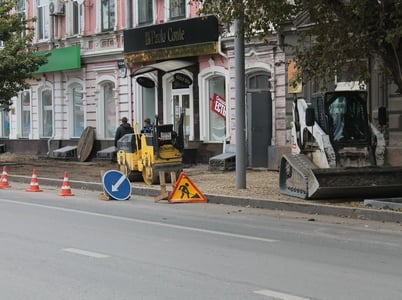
197;0;402;93
199;0;299;39
0;0;48;110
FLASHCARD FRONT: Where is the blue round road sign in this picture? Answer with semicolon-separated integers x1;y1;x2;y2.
102;170;132;200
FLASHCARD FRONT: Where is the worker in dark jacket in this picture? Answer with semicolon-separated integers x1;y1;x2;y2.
114;117;134;147
112;117;134;163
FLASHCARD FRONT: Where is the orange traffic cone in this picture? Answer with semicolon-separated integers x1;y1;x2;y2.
59;171;74;196
0;166;11;188
26;169;43;192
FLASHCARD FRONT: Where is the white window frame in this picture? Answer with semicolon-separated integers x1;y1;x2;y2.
18;90;32;139
36;0;50;41
16;0;27;12
66;0;84;36
39;87;54;138
96;79;116;139
68;83;85;138
100;0;116;32
134;0;155;26
165;0;188;21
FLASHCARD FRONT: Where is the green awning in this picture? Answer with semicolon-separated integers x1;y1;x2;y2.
35;45;81;73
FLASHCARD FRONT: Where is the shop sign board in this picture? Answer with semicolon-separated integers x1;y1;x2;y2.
211;93;226;119
174;73;193;86
124;15;220;62
136;77;155;88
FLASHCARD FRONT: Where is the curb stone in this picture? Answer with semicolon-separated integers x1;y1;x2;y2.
8;175;402;223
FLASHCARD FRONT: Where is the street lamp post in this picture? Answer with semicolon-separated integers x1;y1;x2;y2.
234;12;246;189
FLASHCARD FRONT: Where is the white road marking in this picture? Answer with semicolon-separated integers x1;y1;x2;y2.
0;198;278;243
63;248;109;258
254;289;311;300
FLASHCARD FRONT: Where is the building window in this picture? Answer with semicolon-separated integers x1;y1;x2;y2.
20;90;31;138
16;0;26;12
72;1;83;35
40;89;53;137
247;72;271;91
169;0;185;19
69;85;84;137
199;66;228;142
138;0;153;25
208;76;226;141
0;111;10;138
37;0;50;40
101;82;116;139
142;85;156;124
101;0;115;32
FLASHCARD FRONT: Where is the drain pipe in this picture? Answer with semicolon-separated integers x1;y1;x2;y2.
47;135;56;157
46;75;57;157
46;86;57;157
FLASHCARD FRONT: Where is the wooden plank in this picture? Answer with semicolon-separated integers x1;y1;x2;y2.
77;126;96;162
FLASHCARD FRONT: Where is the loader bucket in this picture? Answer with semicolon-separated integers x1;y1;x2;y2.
279;154;402;200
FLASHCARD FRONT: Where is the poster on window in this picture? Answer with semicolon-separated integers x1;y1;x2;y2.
288;59;302;94
211;93;226;119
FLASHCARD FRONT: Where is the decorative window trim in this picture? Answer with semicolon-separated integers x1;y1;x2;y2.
198;66;229;142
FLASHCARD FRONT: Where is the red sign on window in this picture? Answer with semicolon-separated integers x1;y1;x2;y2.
211;93;226;119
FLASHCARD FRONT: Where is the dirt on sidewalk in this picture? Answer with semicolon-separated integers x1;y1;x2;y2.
0;152;365;208
0;152;293;200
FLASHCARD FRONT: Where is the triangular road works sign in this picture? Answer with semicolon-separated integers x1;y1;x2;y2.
168;172;207;203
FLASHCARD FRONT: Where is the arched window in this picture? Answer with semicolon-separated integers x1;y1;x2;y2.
142;85;156;123
247;72;271;91
199;66;228;142
208;76;226;141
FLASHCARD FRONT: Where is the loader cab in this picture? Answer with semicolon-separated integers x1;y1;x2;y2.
312;91;370;145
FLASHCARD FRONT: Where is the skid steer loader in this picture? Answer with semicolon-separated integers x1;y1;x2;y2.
116;114;184;185
279;90;402;200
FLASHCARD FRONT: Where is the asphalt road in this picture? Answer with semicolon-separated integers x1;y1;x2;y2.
1;185;402;300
